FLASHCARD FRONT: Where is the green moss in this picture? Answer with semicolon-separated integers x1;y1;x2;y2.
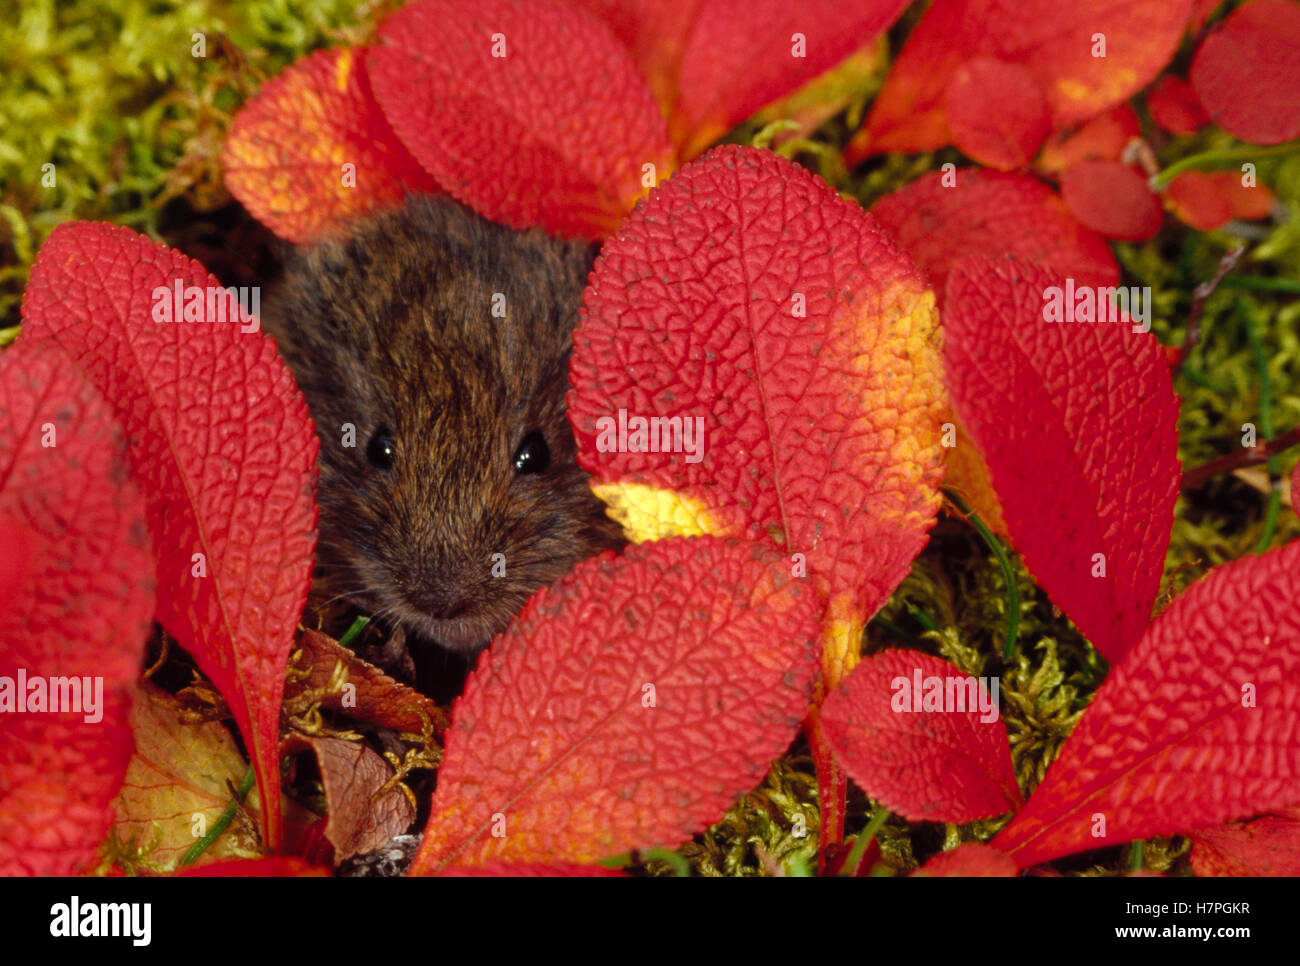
642;754;821;877
0;0;376;324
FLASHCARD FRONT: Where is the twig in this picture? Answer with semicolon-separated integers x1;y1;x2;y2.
1173;245;1245;376
1182;425;1300;490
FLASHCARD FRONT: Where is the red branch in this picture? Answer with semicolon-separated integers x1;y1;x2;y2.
1182;424;1300;489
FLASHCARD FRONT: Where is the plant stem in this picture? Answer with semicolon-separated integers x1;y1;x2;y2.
907;604;938;631
1220;276;1300;294
1173;246;1244;376
1151;142;1300;188
1257;487;1282;554
179;765;256;866
784;853;813;877
750;119;801;150
873;615;920;646
839;806;890;876
945;489;1020;659
639;847;691;877
1178;363;1218;391
1182;425;1300;489
1241;300;1282;553
337;614;370;649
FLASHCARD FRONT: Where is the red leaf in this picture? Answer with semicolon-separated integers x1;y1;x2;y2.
281;735;416;862
943;257;1180;663
1189;808;1300;876
845;0;986;157
824;832;881;875
1219;175;1278;221
1190;0;1300;145
19;222;320;850
1166;171;1276;232
409;537;821;873
945;57;1050;171
848;0;1190;160
805;706;852;852
284;629;448;736
223;46;440;244
993;539;1300;868
1165;171;1232;231
1037;104;1141;174
1059;160;1164;241
820;651;1020;823
575;0;908;158
993;1;1192;124
1146;75;1209;135
913;843;1018;876
439;861;626;876
173;857;329;876
567;145;946;688
869;169;1119;299
0;344;154;875
366;0;676;240
568;0;696;110
1189;0;1225;33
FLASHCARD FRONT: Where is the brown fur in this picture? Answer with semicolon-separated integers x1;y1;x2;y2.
261;196;624;653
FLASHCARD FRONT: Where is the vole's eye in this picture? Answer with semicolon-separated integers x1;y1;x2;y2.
366;427;397;470
513;431;549;475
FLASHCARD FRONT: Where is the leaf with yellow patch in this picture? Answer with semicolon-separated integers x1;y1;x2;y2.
568;145;946;690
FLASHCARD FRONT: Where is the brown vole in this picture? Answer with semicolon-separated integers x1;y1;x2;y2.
261;196;624;656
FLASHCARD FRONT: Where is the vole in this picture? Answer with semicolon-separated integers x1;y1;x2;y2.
261;196;624;660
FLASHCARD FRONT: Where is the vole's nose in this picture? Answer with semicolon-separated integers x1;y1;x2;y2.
409;582;473;620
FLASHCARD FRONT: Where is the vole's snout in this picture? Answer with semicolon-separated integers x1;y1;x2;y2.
385;549;511;652
407;579;474;621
